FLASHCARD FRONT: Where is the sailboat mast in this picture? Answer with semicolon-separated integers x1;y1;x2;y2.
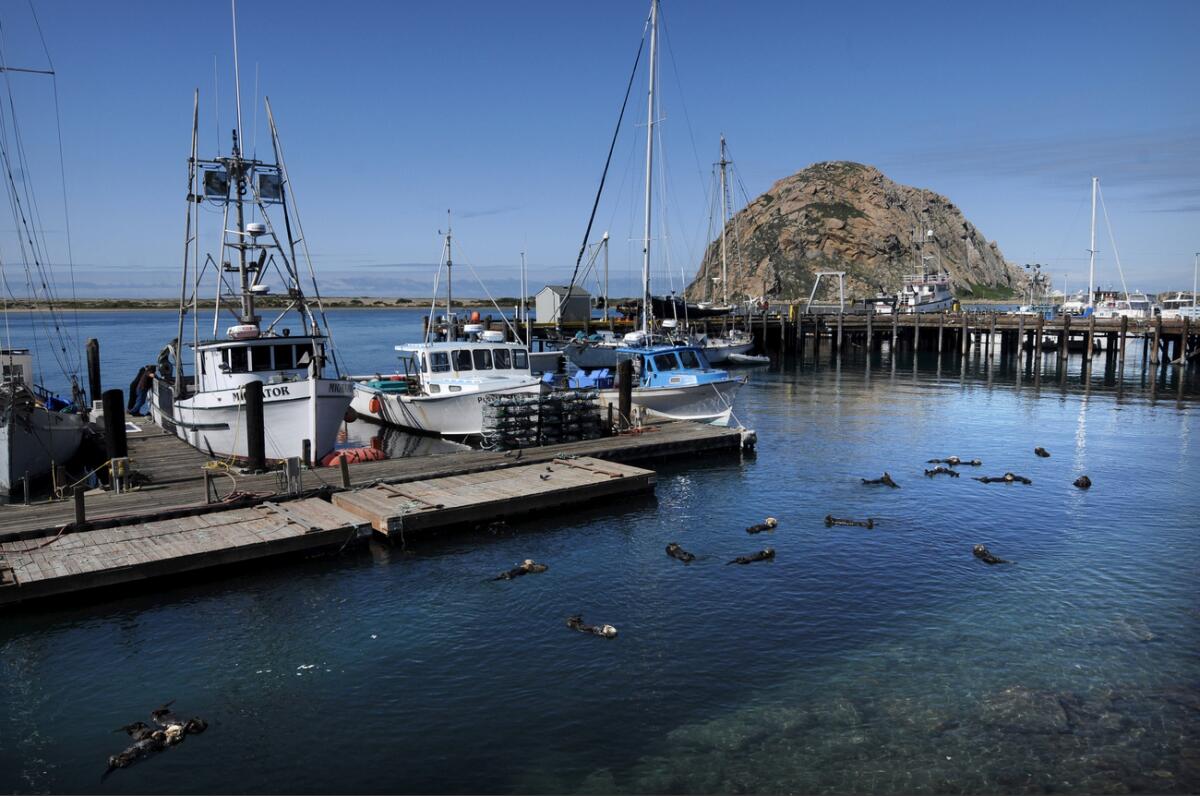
603;231;610;328
445;210;453;333
640;0;658;335
175;90;198;393
1087;176;1097;308
718;134;729;307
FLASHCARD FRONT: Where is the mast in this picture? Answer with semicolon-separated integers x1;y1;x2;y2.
175;90;199;394
443;210;453;337
603;231;611;329
1193;251;1198;309
640;0;658;335
718;134;729;306
520;250;529;345
1087;176;1098;308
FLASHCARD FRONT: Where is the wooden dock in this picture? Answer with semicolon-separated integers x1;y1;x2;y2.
0;416;745;541
333;457;654;539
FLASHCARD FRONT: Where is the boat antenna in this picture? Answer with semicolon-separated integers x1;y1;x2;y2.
1087;176;1097;308
641;0;659;335
230;0;244;150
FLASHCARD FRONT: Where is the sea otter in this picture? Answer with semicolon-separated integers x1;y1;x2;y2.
566;615;618;638
924;466;960;478
150;702;207;739
745;517;778;534
972;544;1012;565
927;457;982;466
861;472;899;488
104;723;168;778
665;542;696;562
493;559;549;580
1034;447;1051;458
824;515;875;529
973;472;1032;485
1074;475;1092;489
728;548;775;565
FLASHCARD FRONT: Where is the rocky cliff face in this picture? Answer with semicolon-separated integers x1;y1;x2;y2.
686;161;1024;303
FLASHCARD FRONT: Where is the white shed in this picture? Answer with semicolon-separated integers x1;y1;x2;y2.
535;285;591;324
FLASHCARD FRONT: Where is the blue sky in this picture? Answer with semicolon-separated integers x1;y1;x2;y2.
0;0;1196;299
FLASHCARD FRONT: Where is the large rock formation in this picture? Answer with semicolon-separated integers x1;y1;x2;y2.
686;161;1024;303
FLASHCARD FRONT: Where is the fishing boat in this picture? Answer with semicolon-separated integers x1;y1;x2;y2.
351;339;542;438
1094;291;1156;320
151;8;353;463
571;0;745;424
1;352;85;498
1159;292;1199;320
873;271;955;314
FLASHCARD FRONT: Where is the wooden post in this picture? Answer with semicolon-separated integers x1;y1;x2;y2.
302;439;312;469
891;312;898;352
1118;315;1129;374
866;310;874;353
937;312;944;354
1086;315;1095;359
1016;314;1025;362
835;312;843;356
244;380;266;473
987;314;996;359
73;485;86;527
617;358;633;429
961;312;969;356
1058;313;1071;364
339;455;351;489
1151;316;1162;365
1178;316;1191;367
1035;314;1044;357
814;317;822;358
798;317;806;358
913;312;920;352
86;338;102;406
203;469;215;504
102;389;127;461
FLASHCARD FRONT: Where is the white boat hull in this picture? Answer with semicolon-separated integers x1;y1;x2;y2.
151;378;353;462
564;342;620;370
597;376;745;426
0;403;85;495
703;340;753;363
352;380;544;437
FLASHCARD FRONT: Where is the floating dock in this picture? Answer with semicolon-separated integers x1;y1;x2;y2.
0;417;740;607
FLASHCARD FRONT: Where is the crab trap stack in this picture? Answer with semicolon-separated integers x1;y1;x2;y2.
481;390;602;450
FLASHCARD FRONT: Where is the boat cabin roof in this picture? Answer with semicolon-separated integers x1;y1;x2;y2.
196;333;326;350
396;340;518;353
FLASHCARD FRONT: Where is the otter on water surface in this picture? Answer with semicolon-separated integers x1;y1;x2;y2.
566;615;618;638
728;548;775;565
824;515;875;529
924;466;960;478
1034;447;1051;458
665;542;696;563
927;457;982;466
972;544;1013;565
973;472;1032;485
1074;475;1092;489
745;517;778;534
861;472;899;488
493;559;549;580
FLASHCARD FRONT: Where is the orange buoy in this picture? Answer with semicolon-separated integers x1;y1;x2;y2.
369;396;381;414
321;447;386;467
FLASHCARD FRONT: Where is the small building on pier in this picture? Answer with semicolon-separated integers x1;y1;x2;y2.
536;285;591;324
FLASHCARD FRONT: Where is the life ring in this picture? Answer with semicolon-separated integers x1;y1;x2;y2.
369;396;381;414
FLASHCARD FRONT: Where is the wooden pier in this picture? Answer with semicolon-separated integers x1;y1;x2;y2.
0;416;744;607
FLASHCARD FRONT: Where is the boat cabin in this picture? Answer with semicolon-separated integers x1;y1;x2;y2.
614;345;722;388
0;349;32;384
192;335;329;393
368;341;535;397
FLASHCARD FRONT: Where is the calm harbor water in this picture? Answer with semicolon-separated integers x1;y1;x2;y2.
0;309;1197;793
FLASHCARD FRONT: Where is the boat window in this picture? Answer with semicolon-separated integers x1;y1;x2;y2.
513;349;528;369
492;348;511;369
453;350;473;371
229;346;248;373
273;344;295;370
677;349;702;369
429;384;440;394
652;352;680;371
430;352;451;373
473;349;493;370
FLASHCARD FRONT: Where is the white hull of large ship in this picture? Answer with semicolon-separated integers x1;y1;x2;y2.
150;379;352;462
597;377;745;426
352;381;544;437
1095;308;1154;320
876;297;955;315
0;405;85;495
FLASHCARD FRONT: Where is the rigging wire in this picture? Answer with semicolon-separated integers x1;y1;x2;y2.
563;14;648;313
1096;183;1131;303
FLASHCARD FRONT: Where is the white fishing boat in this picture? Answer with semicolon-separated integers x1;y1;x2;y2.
873;271;955;314
351;340;543;437
1160;293;1200;320
1094;291;1156;320
0;352;85;498
151;8;352;463
697;329;754;363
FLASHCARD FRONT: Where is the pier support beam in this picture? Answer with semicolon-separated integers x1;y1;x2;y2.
937;313;944;355
1058;313;1071;365
866;311;874;353
86;338;102;406
961;313;969;357
244;380;266;473
1035;314;1045;358
1086;315;1095;361
913;312;920;352
102;389;128;461
1151;317;1162;365
1118;315;1129;375
617;359;633;429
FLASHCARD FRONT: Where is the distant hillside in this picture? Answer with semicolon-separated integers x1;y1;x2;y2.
686;161;1025;303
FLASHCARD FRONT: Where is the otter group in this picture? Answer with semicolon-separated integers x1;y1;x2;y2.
927;456;982;466
924;466;960;478
104;703;206;777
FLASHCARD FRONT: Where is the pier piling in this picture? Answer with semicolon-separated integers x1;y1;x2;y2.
1118;316;1129;375
85;339;101;405
245;380;266;473
617;359;633;428
101;389;127;461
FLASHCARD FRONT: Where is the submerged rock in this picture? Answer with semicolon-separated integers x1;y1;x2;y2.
980;686;1071;734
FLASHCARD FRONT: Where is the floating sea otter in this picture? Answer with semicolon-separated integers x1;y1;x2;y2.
824;515;874;529
927;457;982;466
1074;475;1092;489
973;473;1032;485
1034;447;1051;458
745;517;778;534
665;542;696;562
972;544;1012;565
150;702;207;744
861;472;899;488
493;559;549;580
104;722;167;777
924;466;960;478
728;548;775;565
566;615;618;638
